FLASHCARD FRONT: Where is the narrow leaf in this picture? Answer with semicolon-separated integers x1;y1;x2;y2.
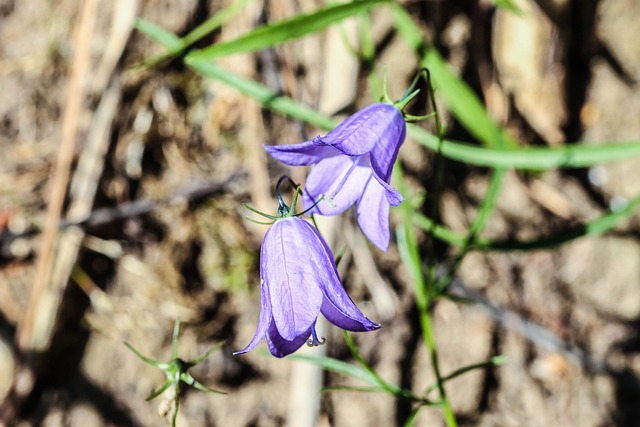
391;5;516;149
185;59;337;130
421;46;517;149
490;0;524;15
135;0;254;69
414;193;640;251
124;342;167;369
289;354;383;388
409;124;640;170
187;0;388;61
135;18;183;51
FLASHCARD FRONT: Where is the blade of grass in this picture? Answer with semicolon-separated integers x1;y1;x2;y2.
409;124;640;169
289;354;384;388
321;385;388;393
342;332;424;402
390;4;516;150
403;406;423;427
134;0;254;69
186;59;337;130
421;46;517;149
414;192;640;251
490;0;524;15
395;163;458;427
426;356;508;394
434;166;505;292
186;0;388;62
135;18;182;50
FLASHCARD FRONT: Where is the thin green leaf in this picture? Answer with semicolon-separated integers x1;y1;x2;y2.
185;59;336;130
242;203;279;220
135;18;182;51
145;380;172;401
435;163;506;292
181;0;254;48
490;0;524;15
187;342;225;366
409;124;640;170
321;385;386;394
343;332;420;401
187;0;388;62
135;0;254;69
403;406;423;427
180;373;226;395
124;342;168;369
391;5;516;149
421;46;517;149
426;356;508;394
289;354;383;388
389;3;422;52
414;193;640;251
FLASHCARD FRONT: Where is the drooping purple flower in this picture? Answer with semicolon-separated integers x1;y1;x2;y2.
234;215;380;358
264;103;406;251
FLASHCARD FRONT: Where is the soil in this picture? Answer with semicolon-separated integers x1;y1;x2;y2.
1;0;640;426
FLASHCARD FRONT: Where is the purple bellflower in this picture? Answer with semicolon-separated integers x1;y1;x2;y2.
235;177;380;358
264;103;406;251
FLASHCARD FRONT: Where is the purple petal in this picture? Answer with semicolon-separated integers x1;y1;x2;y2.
264;140;338;166
262;218;324;341
302;155;371;216
233;275;273;355
321;297;380;332
290;223;380;331
356;177;391;251
369;114;406;182
318;104;403;157
266;321;311;358
371;172;404;206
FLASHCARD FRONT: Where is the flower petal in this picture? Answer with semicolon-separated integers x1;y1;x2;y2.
233;275;273;355
264;140;338;166
262;218;324;341
318;104;403;157
321;297;380;332
357;177;391;251
266;321;311;358
302;155;371;216
371;172;404;206
289;222;381;331
369;114;406;182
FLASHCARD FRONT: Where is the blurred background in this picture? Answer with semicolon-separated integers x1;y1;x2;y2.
1;0;640;426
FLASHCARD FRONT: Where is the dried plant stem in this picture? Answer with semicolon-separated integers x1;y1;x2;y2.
17;0;99;351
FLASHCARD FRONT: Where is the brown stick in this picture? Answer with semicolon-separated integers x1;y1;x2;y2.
17;0;99;351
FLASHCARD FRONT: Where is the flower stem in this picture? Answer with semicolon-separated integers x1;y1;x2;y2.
418;300;458;427
395;69;458;426
395;164;458;427
423;70;459;427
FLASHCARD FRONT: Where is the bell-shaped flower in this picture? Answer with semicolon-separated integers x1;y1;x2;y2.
264;103;406;251
235;178;380;358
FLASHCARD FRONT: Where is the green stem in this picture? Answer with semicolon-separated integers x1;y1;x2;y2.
395;164;458;427
426;82;458;426
435;166;505;292
420;309;457;426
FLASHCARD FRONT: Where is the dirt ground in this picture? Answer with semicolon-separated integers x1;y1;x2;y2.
2;0;640;426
